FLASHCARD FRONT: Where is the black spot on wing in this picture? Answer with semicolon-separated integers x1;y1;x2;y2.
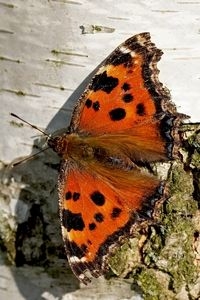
62;209;85;232
89;223;96;231
85;98;92;108
65;191;72;200
94;212;104;223
73;192;80;201
109;108;126;121
136;103;146;116
90;191;105;206
92;101;100;111
90;71;118;94
122;82;131;91
65;191;80;201
111;207;122;219
122;93;133;103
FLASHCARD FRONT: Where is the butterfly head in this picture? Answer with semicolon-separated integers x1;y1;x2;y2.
48;135;69;156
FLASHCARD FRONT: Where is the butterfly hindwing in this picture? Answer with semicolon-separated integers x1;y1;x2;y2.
58;160;163;283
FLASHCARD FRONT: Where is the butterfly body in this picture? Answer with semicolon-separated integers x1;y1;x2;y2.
48;32;185;284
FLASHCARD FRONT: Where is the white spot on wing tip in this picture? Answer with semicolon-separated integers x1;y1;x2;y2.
69;256;80;263
79;273;85;280
69;256;87;263
119;45;131;54
119;45;137;58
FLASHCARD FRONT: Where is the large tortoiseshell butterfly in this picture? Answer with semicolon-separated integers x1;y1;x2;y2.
25;32;186;284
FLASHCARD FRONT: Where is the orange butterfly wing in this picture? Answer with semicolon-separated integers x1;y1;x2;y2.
58;161;163;284
49;32;185;284
70;32;180;162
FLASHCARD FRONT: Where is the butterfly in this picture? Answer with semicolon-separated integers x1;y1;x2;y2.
48;32;185;284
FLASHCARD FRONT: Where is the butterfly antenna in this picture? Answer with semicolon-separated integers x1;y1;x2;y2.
10;113;52;167
12;147;50;167
10;113;50;138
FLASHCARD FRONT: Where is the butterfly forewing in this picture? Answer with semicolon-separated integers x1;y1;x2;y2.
70;32;181;161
